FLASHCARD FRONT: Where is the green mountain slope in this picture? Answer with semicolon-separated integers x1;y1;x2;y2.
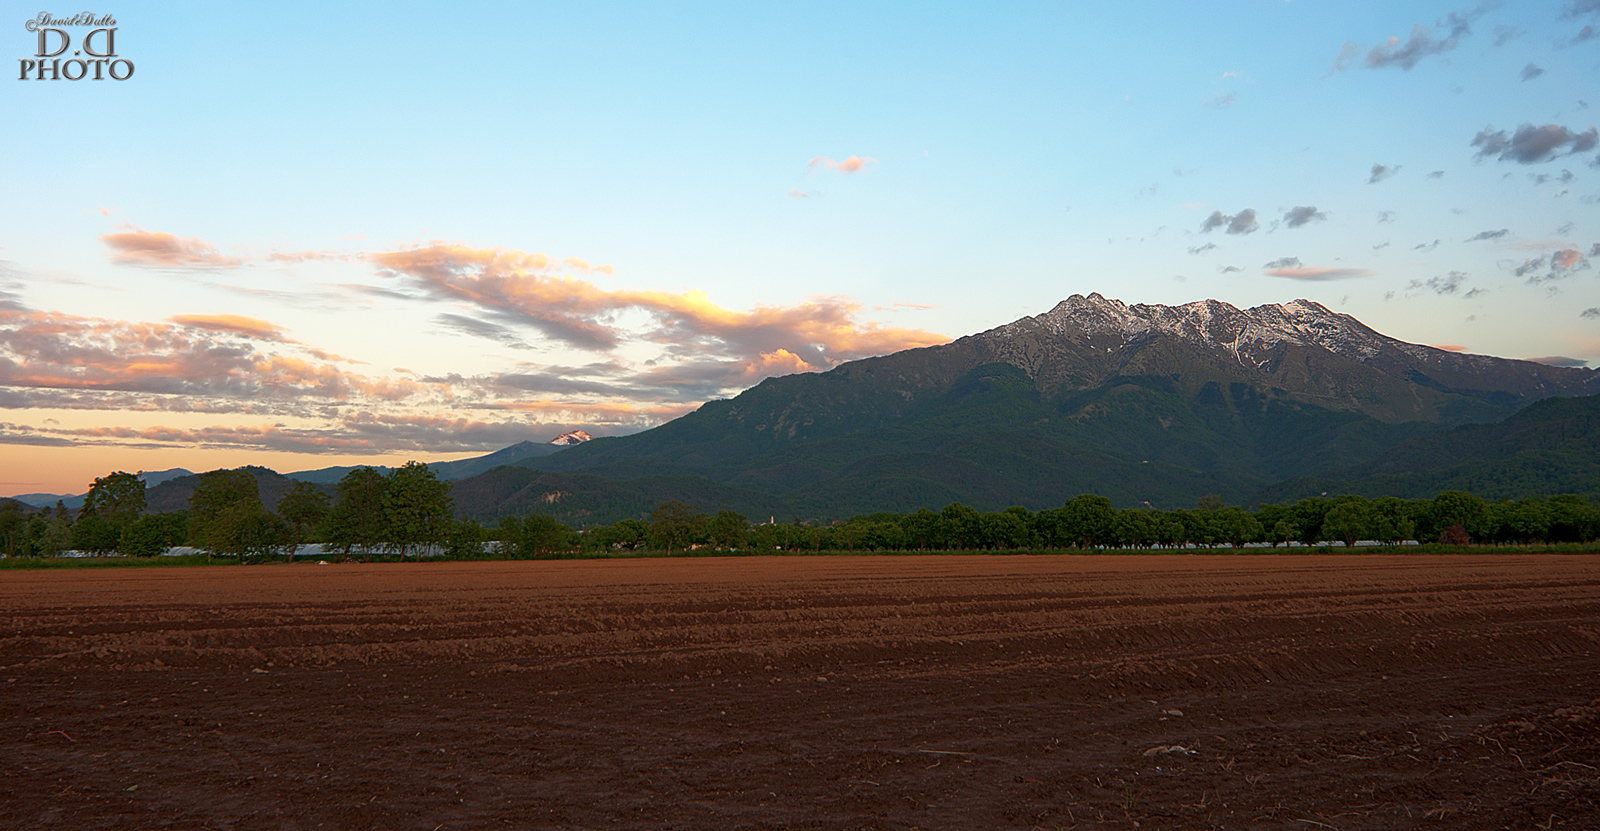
1257;394;1600;502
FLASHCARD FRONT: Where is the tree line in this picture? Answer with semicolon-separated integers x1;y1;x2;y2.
3;466;1599;560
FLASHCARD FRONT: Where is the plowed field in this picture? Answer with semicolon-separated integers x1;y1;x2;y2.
3;554;1598;830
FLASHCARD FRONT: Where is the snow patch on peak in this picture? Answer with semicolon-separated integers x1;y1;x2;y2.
550;430;592;446
996;294;1399;360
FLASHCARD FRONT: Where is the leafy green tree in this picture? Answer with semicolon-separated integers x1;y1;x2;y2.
0;502;31;556
1368;497;1417;545
1322;496;1372;548
1546;495;1598;543
1289;498;1331;545
382;461;453;557
189;469;282;562
442;517;490;558
939;502;983;549
71;513;122;555
500;513;577;557
1492;498;1550;545
277;480;331;555
32;511;72;556
590;518;648;552
82;471;145;522
706;510;748;549
1059;494;1116;548
1212;506;1262;548
1420;491;1489;543
1270;518;1299;547
648;501;707;554
326;467;388;559
1113;509;1159;549
118;515;170;557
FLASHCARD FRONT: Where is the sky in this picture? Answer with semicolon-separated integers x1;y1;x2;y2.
2;1;1599;497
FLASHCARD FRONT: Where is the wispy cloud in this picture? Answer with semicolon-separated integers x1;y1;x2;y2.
1282;206;1327;228
167;314;288;341
1369;163;1400;184
1342;6;1486;71
101;228;244;268
1200;209;1258;235
1408;271;1468;295
1472;123;1598;164
1465;229;1510;241
808;155;876;174
1264;264;1372;281
1520;64;1544;81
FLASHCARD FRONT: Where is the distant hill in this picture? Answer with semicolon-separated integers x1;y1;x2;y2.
145;466;323;514
286;440;569;484
505;295;1595;514
1256;394;1600;503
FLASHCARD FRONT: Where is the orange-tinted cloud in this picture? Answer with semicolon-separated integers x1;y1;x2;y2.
1429;344;1467;352
101;228;243;268
371;245;949;387
168;314;286;340
0;307;432;403
808;155;877;173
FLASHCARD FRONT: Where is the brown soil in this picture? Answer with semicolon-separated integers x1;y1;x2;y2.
3;554;1598;830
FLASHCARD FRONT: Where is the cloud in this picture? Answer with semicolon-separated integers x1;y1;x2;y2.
1581;307;1600;319
1465;229;1509;241
1408;271;1468;295
1463;287;1489;299
1427;170;1445;179
1577;25;1598;43
1200;209;1258;235
1520;64;1544;81
1522;247;1594;283
0;307;431;405
369;244;948;389
1205;93;1236;109
1430;344;1467;352
1472;124;1599;164
1283;206;1327;228
808;155;876;174
1264;257;1302;269
1492;24;1521;46
1525;356;1589;367
1357;7;1485;70
1264;265;1372;281
1218;265;1243;273
1377;210;1397;223
1373;241;1391;250
101;228;243;268
1187;243;1217;255
1415;240;1441;251
1369;164;1400;184
167;314;287;341
787;189;811;199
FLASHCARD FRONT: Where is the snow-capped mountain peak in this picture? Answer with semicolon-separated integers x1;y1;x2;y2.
549;430;593;446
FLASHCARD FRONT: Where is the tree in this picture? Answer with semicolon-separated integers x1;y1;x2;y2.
1059;494;1116;549
1421;491;1488;543
82;471;145;522
1368;497;1417;545
500;514;577;557
382;461;454;558
1212;506;1262;548
189;469;282;562
1322;496;1372;548
277;480;331;556
326;467;388;559
706;510;748;549
648;501;707;554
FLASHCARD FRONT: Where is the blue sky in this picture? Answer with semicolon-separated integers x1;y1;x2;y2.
2;1;1598;495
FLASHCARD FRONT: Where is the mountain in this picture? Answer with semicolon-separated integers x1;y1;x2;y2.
550;430;592;446
8;493;84;509
1257;393;1600;503
505;294;1597;516
145;466;313;514
286;440;569;484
